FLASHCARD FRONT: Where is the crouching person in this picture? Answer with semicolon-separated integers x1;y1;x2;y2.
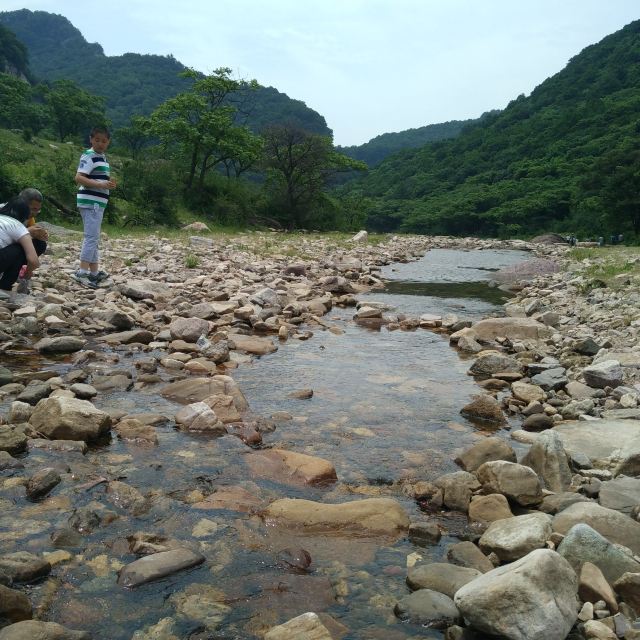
0;198;41;292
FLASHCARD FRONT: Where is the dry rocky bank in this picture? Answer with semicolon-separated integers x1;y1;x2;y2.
0;228;639;639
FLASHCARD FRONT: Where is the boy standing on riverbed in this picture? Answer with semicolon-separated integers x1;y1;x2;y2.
73;126;116;288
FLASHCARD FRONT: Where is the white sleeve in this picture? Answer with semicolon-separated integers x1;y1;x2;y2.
8;219;29;243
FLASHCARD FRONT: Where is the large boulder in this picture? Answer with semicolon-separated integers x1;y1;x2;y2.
553;502;640;555
470;318;552;342
556;523;640;583
521;430;572;492
479;512;553;562
454;549;579;640
262;498;409;537
475;460;543;506
455;437;516;472
29;397;111;442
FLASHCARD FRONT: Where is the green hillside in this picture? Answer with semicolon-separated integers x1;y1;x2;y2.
0;22;30;79
338;118;480;167
0;9;331;136
347;19;640;239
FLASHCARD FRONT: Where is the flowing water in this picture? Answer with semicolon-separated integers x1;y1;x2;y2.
1;248;531;639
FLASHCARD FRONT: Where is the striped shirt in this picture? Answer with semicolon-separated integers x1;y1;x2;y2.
0;214;29;250
76;148;111;210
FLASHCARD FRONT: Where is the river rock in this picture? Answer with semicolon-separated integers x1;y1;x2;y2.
161;376;249;411
521;430;572;492
117;548;205;588
470;317;552;342
114;419;158;444
394;589;461;628
0;426;28;455
0;584;31;623
557;523;640;583
16;382;51;405
262;497;409;537
192;485;266;513
598;476;640;515
246;449;337;485
0;366;12;386
0;621;91;639
479;512;553;562
106;480;148;516
0;451;23;472
579;562;618;613
34;336;86;354
512;381;545;403
264;612;334;640
539;492;592;515
460;395;506;425
26;468;61;500
0;552;50;583
7;401;32;424
475;460;543;506
119;279;171;300
455;437;516;473
100;329;154;345
29;397;111;442
582;360;624;389
566;380;599;399
169;317;209;343
531;367;568;391
613;573;640;612
468;352;523;378
454;549;579;640
522;413;554;431
174;402;225;434
407;562;481;597
434;471;481;512
202;394;241;423
468;493;513;523
554;503;640;555
230;333;277;355
446;541;494;573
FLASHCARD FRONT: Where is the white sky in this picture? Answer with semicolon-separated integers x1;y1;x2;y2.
3;0;640;145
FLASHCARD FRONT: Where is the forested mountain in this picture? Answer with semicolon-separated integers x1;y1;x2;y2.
347;19;640;238
0;9;331;135
0;22;31;79
338;118;479;167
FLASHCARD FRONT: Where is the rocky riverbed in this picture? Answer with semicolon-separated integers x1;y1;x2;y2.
0;229;639;640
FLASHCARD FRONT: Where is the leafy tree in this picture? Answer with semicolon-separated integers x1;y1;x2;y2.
262;123;366;229
115;115;151;158
0;72;45;131
0;23;31;79
43;79;107;141
148;68;261;191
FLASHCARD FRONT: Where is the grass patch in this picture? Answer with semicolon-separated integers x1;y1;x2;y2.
184;253;200;268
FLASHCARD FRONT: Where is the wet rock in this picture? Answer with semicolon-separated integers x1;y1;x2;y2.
16;382;51;405
522;413;554;431
454;549;578;640
174;402;225;434
468;494;513;523
100;329;154;345
394;589;461;628
264;612;334;640
0;620;91;639
28;439;87;454
455;437;516;472
263;497;409;537
51;528;83;548
114;419;158;445
0;451;24;472
7;401;32;423
479;512;553;562
0;584;31;623
161;376;249;411
0;426;27;455
202;395;241;423
460;395;506;425
556;523;640;583
0;366;12;386
468;352;523;378
475;460;543;506
531;367;568;391
446;541;494;573
229;333;277;355
246;449;337;485
117;548;205;588
224;422;262;445
105;480;148;516
407;562;482;597
434;471;481;512
613;572;640;612
287;388;313;399
29;397;111;442
582;360;624;389
277;547;312;573
579;562;618;614
521;430;572;492
25;468;61;500
34;336;86;354
408;521;441;546
0;552;50;583
192;485;265;513
68;383;97;399
553;502;640;555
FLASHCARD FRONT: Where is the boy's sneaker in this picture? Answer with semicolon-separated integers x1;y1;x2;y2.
16;278;30;294
72;271;97;288
90;270;110;284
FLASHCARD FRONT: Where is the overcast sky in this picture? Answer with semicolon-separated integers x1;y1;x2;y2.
4;0;640;145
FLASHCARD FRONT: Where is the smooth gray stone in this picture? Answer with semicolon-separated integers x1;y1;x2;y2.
117;548;205;587
394;589;461;628
599;476;640;516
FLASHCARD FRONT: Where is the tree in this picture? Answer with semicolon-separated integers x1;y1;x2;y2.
148;68;261;191
262;123;366;229
43;79;106;141
0;72;46;132
115;115;151;158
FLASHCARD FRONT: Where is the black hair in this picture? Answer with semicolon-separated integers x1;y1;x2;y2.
0;197;31;224
90;125;111;139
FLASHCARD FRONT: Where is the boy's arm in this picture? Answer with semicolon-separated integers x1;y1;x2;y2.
75;172;116;189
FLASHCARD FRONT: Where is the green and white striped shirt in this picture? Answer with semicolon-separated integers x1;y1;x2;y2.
76;148;111;210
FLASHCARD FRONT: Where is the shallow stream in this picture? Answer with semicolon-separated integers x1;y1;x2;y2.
1;248;531;639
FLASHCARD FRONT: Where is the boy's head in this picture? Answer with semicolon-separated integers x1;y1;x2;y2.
89;126;111;154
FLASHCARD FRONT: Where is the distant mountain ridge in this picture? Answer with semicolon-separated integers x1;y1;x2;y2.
0;9;332;136
338;118;482;167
